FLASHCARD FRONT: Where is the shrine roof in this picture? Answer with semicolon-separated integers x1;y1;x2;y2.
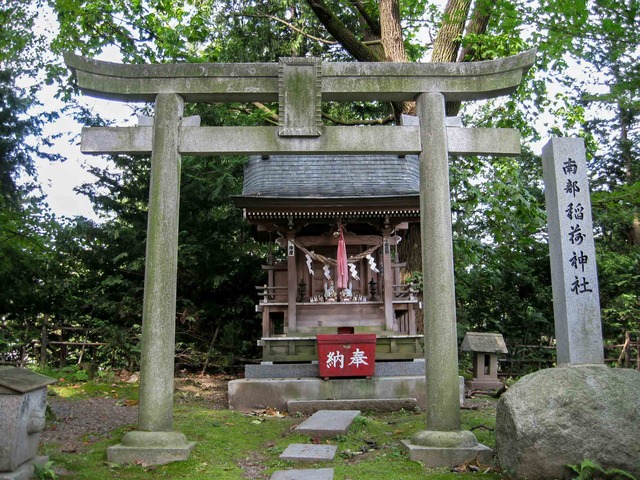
239;155;419;199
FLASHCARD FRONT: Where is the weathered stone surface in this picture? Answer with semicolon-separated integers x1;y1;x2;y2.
137;93;183;434
0;371;50;472
403;429;493;468
401;440;493;468
294;410;360;438
81;125;522;157
278;57;322;137
245;360;427;379
411;430;478;448
460;333;507;353
417;92;461;432
65;50;536;103
288;398;417;415
0;456;49;480
228;376;427;412
542;138;604;365
270;468;334;480
465;378;503;391
496;366;640;478
280;444;337;462
107;431;195;466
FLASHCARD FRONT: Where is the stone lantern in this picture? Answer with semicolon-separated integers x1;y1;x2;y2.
0;367;56;480
460;332;508;390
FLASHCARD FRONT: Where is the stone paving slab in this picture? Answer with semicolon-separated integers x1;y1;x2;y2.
294;410;360;438
280;444;337;462
270;468;335;480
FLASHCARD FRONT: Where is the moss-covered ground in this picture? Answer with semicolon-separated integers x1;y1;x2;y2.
37;369;502;479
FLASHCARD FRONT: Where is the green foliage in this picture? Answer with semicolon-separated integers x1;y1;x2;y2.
596;249;640;338
568;459;639;480
0;0;636;372
33;460;58;480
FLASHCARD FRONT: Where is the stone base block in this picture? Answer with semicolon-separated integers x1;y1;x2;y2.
107;431;195;466
246;360;426;379
229;376;428;412
401;440;493;467
0;456;49;480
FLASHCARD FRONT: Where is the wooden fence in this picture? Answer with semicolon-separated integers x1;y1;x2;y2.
499;332;640;377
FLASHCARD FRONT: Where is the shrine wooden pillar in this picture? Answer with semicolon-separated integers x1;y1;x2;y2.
382;234;394;331
286;235;297;334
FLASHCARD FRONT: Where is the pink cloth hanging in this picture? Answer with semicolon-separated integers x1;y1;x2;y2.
336;225;349;289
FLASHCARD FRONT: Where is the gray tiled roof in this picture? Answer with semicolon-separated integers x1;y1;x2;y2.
241;155;419;198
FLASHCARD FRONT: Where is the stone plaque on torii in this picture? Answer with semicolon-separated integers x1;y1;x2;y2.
65;50;535;466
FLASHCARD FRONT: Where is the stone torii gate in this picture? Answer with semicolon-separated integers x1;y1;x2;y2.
65;50;535;466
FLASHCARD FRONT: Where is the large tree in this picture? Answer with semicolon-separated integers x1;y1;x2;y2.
27;0;637;367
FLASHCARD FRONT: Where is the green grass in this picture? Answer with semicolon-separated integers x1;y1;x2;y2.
38;370;505;479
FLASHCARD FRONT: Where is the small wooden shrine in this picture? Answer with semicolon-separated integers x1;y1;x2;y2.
233;154;423;362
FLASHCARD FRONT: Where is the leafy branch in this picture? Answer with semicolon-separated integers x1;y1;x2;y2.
235;13;337;45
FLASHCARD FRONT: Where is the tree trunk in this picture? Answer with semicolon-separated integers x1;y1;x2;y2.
447;0;497;116
431;0;472;63
380;0;411;120
40;313;49;367
305;0;380;61
380;0;407;63
349;0;381;36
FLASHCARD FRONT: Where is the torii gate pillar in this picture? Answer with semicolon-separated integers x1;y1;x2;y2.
107;93;196;464
401;93;494;463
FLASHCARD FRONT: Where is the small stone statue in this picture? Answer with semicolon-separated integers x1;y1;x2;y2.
340;282;353;301
324;280;337;302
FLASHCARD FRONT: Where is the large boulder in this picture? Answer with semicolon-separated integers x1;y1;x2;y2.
496;365;640;478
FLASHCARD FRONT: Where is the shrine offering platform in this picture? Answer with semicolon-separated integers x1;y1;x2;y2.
259;334;424;363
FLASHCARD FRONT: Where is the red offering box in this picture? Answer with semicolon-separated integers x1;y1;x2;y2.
317;334;376;378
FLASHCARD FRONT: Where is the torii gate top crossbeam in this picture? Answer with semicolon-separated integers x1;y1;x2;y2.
64;50;535;104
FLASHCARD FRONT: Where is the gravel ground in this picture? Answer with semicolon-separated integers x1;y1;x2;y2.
41;373;233;453
42;397;139;452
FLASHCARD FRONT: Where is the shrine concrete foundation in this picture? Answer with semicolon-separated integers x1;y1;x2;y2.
231;361;466;412
229;376;426;412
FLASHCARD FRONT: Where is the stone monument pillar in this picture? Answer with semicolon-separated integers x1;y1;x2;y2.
541;137;604;365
